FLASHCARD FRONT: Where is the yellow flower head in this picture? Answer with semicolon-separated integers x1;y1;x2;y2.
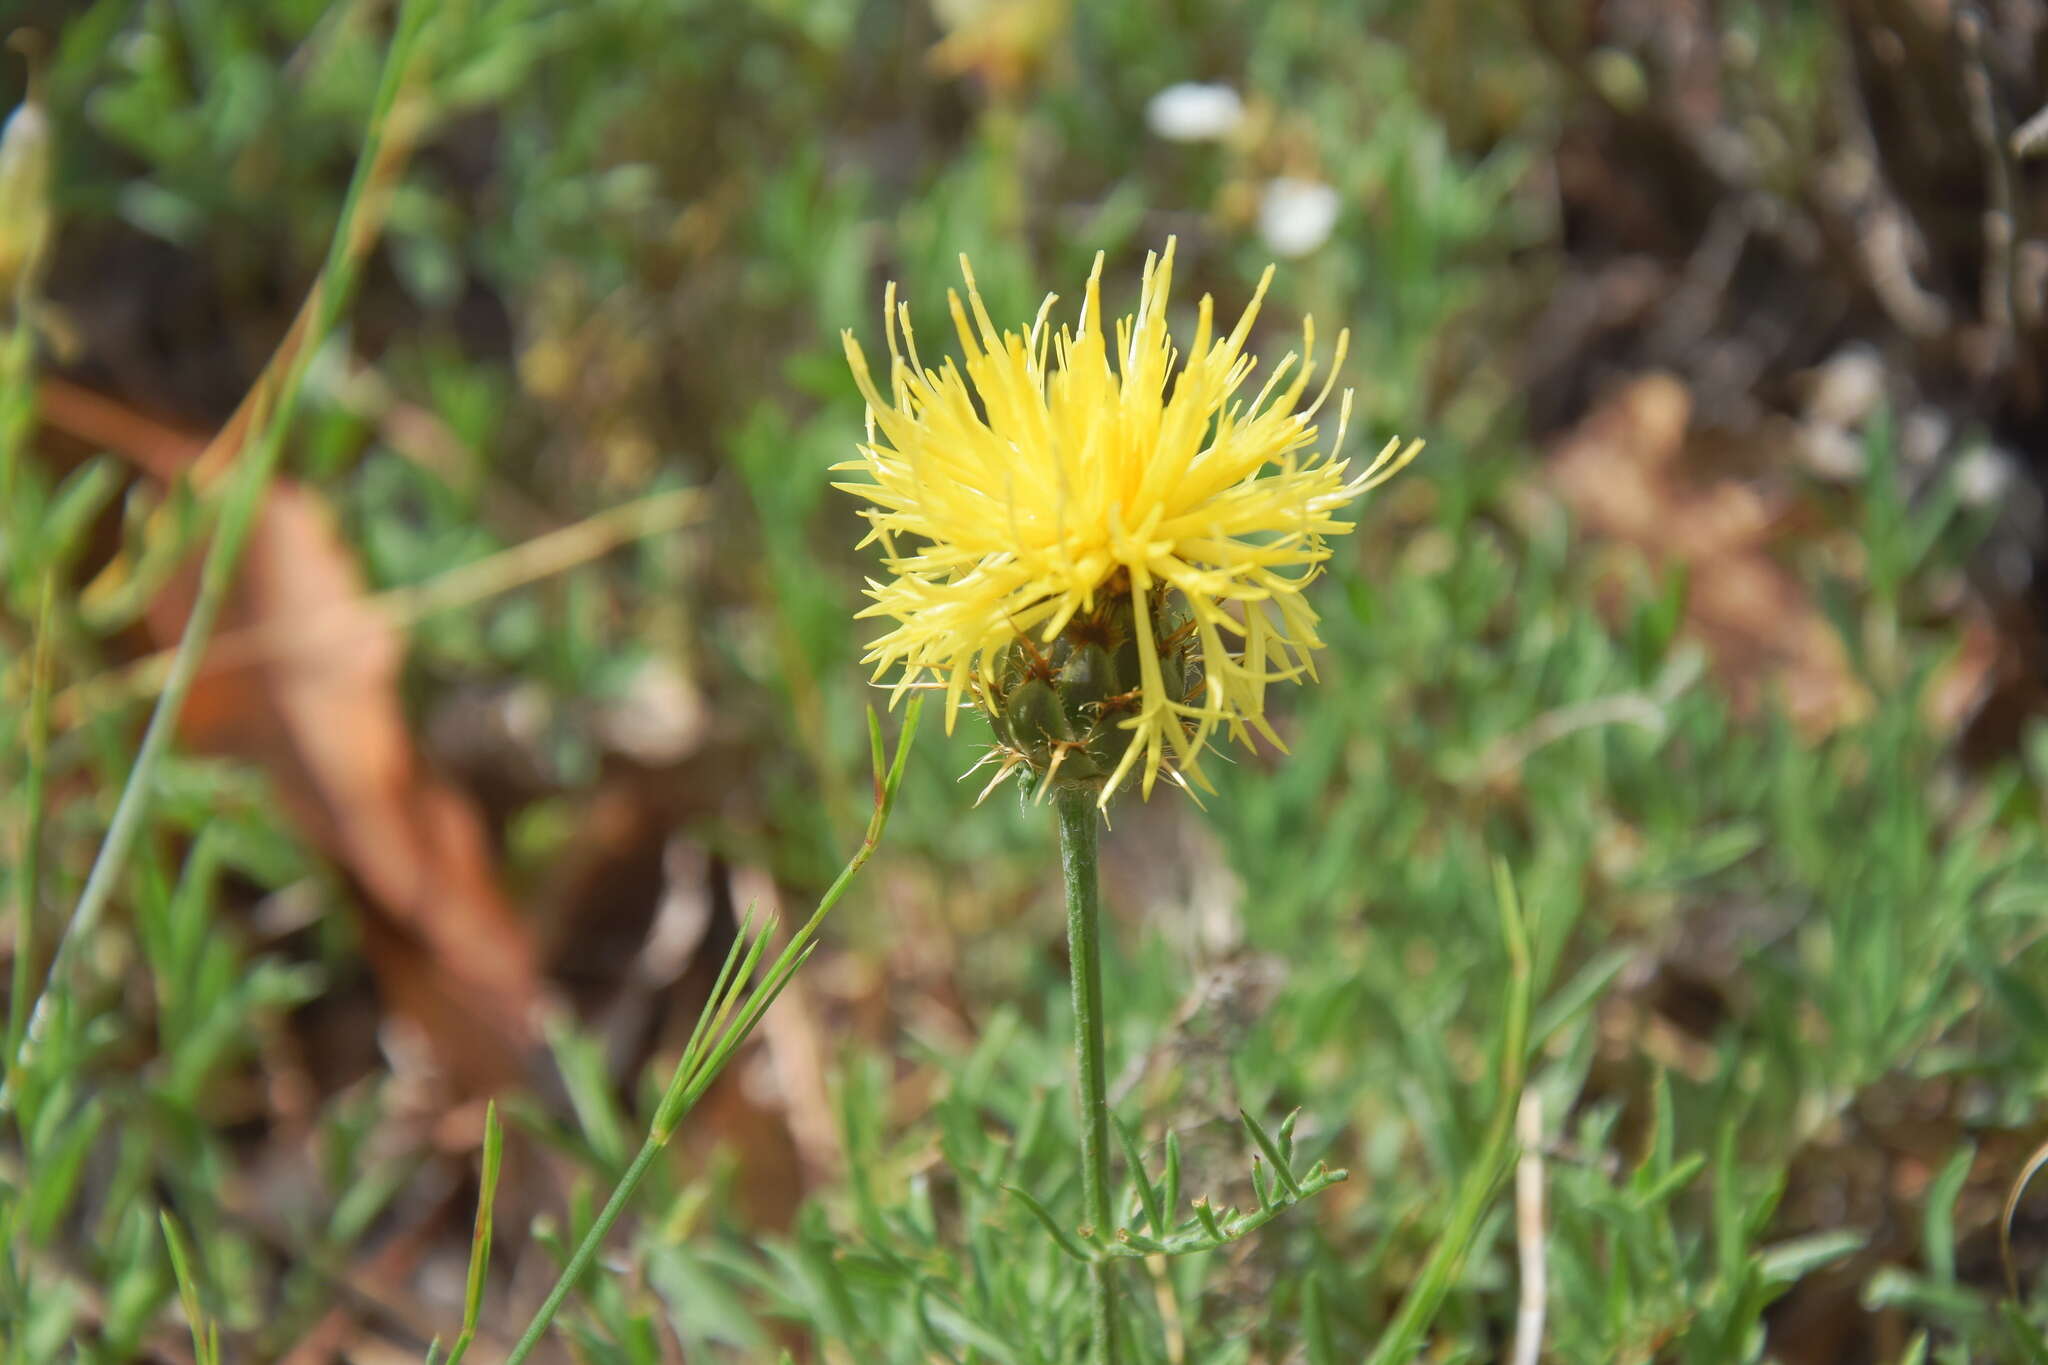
836;239;1419;804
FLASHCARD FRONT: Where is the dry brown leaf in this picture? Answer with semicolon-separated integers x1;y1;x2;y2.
142;479;541;1093
1547;372;1872;733
36;374;206;478
40;378;541;1095
1924;610;2001;736
33;60;537;1091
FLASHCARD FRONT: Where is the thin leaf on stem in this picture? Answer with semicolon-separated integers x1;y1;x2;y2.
495;702;919;1365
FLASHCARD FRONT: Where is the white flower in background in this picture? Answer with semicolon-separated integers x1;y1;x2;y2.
598;659;708;766
1145;82;1245;142
1795;422;1865;483
1258;177;1340;258
1900;407;1950;468
1954;445;2019;509
1800;345;1884;431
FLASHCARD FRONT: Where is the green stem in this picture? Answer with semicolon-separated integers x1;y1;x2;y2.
7;581;53;1068
494;703;920;1364
1056;787;1118;1365
502;1135;664;1365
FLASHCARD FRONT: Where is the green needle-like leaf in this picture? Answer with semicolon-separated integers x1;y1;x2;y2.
1112;1116;1165;1234
1004;1185;1096;1264
445;1100;503;1365
1241;1110;1305;1200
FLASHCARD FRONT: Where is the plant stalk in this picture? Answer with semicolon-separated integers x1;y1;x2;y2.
1056;787;1118;1365
496;702;919;1364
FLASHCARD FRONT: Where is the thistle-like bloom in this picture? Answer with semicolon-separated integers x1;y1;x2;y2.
836;240;1419;803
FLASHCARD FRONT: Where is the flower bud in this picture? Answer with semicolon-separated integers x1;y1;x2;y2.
0;34;53;310
979;583;1201;800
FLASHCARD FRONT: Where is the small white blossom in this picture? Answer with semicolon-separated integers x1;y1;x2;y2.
1258;177;1340;258
1796;422;1865;483
1955;445;2018;508
1800;345;1885;430
1145;82;1245;142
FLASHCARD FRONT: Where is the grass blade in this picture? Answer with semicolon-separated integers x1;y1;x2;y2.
1003;1185;1096;1264
443;1101;503;1365
6;577;54;1067
1364;860;1532;1365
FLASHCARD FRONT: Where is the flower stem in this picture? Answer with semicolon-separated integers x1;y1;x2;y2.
1056;787;1119;1365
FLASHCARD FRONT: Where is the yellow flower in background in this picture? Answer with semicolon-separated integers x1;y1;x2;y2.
926;0;1068;98
837;240;1419;804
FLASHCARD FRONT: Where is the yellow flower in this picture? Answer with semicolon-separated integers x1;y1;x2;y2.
836;240;1419;804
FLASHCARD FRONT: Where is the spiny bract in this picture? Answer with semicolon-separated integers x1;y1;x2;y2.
836;239;1419;804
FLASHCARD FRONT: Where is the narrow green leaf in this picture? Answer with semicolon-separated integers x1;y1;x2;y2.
6;578;55;1066
1527;945;1633;1049
1634;1153;1708;1209
503;701;917;1365
911;1287;970;1365
867;706;887;803
1241;1110;1305;1199
1003;1185;1095;1264
659;908;778;1136
1710;1117;1745;1284
1113;1116;1165;1233
1304;1272;1337;1365
1758;1229;1863;1286
42;456;120;573
2003;1304;2048;1365
675;904;761;1082
445;1100;503;1365
885;697;924;803
1161;1130;1182;1222
1363;859;1531;1365
159;1210;218;1365
1925;1143;1974;1286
